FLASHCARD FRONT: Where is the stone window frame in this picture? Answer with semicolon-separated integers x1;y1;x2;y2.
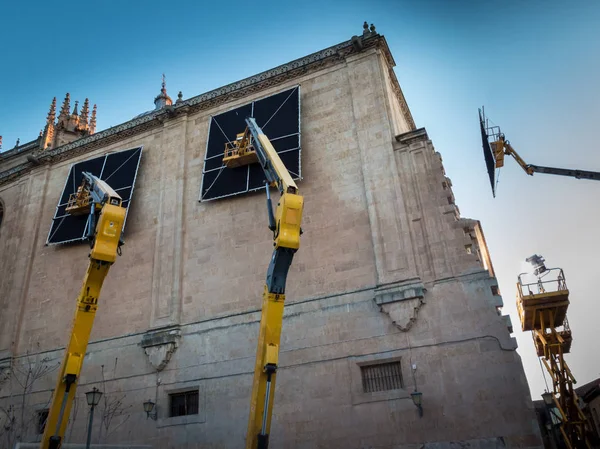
169;389;199;417
347;350;410;405
156;381;206;428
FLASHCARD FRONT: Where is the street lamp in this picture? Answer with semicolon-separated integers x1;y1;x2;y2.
411;391;423;417
541;391;562;449
143;399;157;420
84;387;103;449
542;391;554;407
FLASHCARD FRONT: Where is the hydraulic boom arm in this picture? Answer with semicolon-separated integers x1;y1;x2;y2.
230;118;303;449
497;138;600;181
41;173;125;449
479;107;600;195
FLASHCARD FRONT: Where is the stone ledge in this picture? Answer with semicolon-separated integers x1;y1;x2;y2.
374;278;425;306
15;445;151;449
140;326;181;348
395;127;428;146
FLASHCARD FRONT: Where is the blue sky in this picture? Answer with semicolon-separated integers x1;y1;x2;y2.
2;0;600;398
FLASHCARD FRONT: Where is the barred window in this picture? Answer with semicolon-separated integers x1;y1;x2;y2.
169;390;199;417
360;361;403;393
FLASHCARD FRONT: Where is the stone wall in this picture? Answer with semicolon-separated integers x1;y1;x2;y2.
0;36;541;448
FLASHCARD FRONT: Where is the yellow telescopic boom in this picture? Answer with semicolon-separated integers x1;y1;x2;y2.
222;117;303;449
41;174;125;449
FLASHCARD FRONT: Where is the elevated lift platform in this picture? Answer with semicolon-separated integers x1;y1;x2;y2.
517;265;589;449
223;131;259;168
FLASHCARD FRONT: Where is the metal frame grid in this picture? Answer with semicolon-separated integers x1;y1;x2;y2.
199;85;301;202
45;146;143;246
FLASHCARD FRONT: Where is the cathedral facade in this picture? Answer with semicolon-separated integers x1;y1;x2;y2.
0;25;541;448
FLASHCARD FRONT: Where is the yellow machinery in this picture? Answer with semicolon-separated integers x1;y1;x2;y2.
478;108;600;196
42;173;125;449
223;132;259;168
517;255;590;449
222;117;303;449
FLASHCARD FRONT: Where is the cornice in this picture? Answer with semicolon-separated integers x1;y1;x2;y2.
0;33;416;187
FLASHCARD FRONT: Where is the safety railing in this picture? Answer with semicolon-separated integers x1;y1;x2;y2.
517;268;567;298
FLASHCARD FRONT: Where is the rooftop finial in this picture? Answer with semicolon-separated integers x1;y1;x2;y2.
59;93;71;120
363;21;369;34
154;74;173;110
80;98;90;128
72;100;79;116
370;23;376;33
177;91;183;103
90;104;97;134
47;97;57;124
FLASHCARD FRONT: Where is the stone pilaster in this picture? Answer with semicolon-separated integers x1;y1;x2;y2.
149;112;188;328
346;49;419;286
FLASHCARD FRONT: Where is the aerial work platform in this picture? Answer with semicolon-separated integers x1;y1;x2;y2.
517;259;590;449
516;269;569;332
223;130;258;168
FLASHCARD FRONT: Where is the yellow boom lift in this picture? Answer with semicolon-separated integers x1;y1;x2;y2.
517;255;590;449
222;117;303;449
478;108;600;196
41;173;126;449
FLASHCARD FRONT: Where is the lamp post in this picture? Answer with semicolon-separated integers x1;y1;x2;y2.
85;387;103;449
541;391;562;449
411;391;423;417
143;399;157;420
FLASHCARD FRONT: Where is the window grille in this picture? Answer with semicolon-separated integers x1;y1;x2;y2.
169;390;199;417
360;361;403;393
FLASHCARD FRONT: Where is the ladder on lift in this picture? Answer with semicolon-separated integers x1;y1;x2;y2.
517;268;590;449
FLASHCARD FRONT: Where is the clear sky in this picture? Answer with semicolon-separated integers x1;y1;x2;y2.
2;0;599;399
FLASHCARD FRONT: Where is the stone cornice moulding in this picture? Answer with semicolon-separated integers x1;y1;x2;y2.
0;33;415;187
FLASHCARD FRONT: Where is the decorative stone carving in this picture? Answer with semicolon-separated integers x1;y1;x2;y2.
140;326;181;371
375;279;426;332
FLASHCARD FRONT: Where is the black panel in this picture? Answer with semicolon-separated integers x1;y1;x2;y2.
200;86;301;201
479;110;496;197
47;147;143;245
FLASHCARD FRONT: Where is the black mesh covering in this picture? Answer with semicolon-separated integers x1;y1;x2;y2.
200;86;301;201
479;110;496;197
46;147;143;245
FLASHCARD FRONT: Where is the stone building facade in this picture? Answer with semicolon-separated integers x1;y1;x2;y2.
0;26;542;448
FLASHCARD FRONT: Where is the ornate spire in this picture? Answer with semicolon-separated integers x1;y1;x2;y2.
72;100;79;117
58;93;71;120
90;104;97;134
80;98;90;128
47;97;56;124
154;74;173;110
